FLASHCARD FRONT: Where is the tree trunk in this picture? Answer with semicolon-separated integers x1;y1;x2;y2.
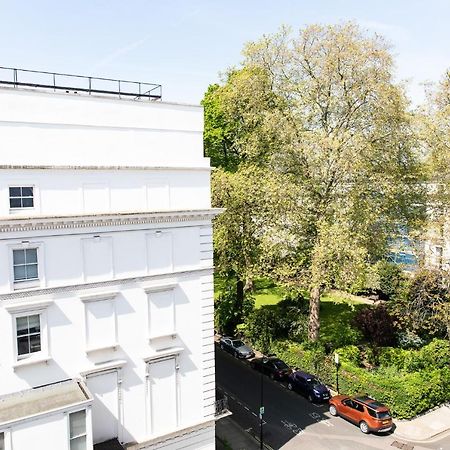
236;279;244;306
244;278;254;292
308;285;322;342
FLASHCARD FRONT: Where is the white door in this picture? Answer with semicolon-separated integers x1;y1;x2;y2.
86;370;119;444
149;358;177;435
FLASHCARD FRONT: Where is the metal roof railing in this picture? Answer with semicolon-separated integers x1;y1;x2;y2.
0;66;162;100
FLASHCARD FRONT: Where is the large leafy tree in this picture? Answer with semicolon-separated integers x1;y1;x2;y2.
206;23;425;341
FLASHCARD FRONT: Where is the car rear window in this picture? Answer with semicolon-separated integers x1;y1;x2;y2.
273;360;288;369
367;408;391;419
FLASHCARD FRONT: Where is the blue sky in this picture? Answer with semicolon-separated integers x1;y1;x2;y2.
1;0;449;105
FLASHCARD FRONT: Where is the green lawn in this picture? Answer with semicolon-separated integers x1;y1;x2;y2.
215;276;368;346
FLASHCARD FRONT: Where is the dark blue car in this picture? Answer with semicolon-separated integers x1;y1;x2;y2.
287;370;331;403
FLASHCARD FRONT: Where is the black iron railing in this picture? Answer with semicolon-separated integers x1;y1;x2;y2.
0;66;162;100
215;397;229;417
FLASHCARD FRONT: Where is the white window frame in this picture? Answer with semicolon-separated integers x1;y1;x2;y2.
144;283;178;341
80;291;119;353
0;429;11;450
6;299;52;368
8;242;45;290
9;185;35;210
67;409;88;450
6;181;40;215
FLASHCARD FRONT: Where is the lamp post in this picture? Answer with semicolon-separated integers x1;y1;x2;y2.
334;353;340;394
259;370;264;449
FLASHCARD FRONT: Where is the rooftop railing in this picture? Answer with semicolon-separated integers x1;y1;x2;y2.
0;66;162;100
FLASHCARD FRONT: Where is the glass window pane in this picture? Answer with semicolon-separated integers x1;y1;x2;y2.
0;431;4;450
28;315;40;333
17;336;30;355
70;435;86;450
13;249;26;265
26;264;38;279
21;187;33;197
14;265;27;281
70;410;86;439
9;187;21;197
25;249;38;264
16;316;29;334
22;197;34;208
10;198;22;208
29;334;41;353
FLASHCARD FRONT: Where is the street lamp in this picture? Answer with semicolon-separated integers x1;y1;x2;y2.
334;353;340;394
259;370;264;449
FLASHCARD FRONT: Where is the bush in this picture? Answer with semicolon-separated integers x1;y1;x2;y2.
352;305;397;346
336;345;362;366
269;337;450;419
397;331;424;349
391;269;449;339
214;281;254;334
375;260;406;300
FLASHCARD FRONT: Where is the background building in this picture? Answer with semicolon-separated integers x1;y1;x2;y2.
0;71;219;450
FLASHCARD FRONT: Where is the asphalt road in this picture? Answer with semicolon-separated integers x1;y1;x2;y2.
215;346;450;450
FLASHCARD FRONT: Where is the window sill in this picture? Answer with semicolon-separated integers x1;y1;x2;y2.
149;333;177;342
13;279;41;291
13;355;51;370
86;344;119;354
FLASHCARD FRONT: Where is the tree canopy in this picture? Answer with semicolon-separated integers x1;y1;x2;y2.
207;22;426;341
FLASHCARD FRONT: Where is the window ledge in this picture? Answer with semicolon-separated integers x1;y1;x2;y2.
13;280;41;291
13;355;51;370
149;333;177;342
85;344;119;354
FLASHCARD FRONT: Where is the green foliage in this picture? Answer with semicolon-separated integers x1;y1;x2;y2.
269;338;450;419
391;269;450;338
374;260;407;300
242;290;309;351
336;345;362;366
214;281;254;335
319;297;364;350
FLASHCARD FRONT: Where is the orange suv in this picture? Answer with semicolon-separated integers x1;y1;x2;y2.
329;395;393;434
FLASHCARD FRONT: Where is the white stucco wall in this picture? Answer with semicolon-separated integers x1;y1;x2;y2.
0;88;216;449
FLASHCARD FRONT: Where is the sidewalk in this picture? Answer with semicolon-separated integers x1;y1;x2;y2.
394;403;450;442
216;416;261;450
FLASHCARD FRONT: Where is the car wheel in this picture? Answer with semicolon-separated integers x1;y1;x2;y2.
220;344;224;350
234;351;239;358
329;405;338;416
308;394;315;403
359;421;369;434
287;383;293;391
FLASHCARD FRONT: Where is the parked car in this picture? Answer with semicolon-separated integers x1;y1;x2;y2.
287;370;331;402
329;395;393;434
250;356;292;380
219;336;255;359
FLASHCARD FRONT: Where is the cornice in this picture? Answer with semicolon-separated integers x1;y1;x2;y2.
0;209;223;233
0;266;214;301
0;164;212;172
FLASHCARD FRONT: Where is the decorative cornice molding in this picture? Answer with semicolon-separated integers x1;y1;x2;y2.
0;209;223;233
0;164;211;172
0;267;214;301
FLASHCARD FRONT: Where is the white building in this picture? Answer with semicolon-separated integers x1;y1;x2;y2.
0;72;220;450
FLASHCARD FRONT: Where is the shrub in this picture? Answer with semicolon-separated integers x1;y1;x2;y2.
336;345;362;366
242;307;279;353
391;269;449;339
375;260;407;300
378;347;409;370
397;331;424;349
214;281;254;334
352;305;397;346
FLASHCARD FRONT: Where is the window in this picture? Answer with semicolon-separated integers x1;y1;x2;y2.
9;186;34;209
13;248;38;282
69;410;87;450
0;432;4;450
16;314;41;357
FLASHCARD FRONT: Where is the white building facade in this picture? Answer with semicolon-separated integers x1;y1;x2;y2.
0;84;218;449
